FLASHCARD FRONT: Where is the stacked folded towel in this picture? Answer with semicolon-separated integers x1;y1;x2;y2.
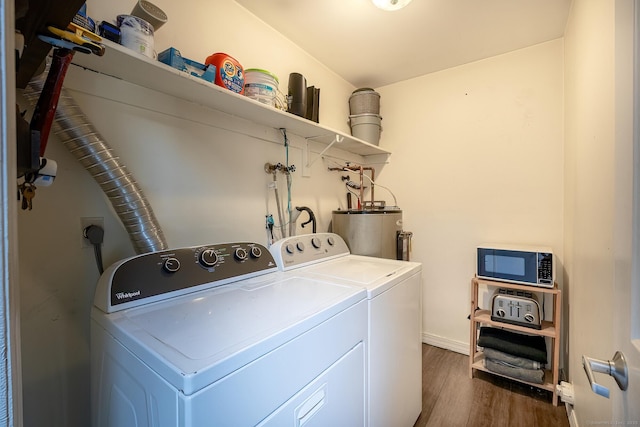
477;326;547;384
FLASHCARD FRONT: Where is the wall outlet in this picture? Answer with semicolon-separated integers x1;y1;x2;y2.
81;217;104;248
557;381;575;405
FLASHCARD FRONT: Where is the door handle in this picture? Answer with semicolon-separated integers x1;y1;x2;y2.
582;351;628;398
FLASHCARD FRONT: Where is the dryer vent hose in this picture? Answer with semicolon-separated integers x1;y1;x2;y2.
24;71;168;254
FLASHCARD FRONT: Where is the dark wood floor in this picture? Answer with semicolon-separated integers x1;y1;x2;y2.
413;345;570;427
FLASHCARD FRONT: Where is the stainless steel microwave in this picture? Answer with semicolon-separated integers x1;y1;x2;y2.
476;245;554;288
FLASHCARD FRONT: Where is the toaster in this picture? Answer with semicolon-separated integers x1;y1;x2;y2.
491;288;542;329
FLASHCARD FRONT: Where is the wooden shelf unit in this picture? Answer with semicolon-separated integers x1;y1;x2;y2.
469;277;562;406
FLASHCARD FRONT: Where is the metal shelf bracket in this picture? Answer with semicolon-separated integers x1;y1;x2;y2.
305;134;344;169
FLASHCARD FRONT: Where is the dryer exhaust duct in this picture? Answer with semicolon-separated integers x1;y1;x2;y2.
24;70;168;254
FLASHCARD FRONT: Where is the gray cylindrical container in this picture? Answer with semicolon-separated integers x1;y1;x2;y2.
349;113;382;145
332;209;402;260
349;88;380;115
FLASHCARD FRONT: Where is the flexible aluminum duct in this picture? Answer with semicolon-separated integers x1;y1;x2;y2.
24;73;168;254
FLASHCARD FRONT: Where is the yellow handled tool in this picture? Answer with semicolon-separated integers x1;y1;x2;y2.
47;22;105;56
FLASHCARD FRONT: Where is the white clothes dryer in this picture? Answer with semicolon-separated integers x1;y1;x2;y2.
91;241;368;427
270;233;423;427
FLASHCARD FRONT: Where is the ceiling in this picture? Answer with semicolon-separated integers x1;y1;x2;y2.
235;0;572;88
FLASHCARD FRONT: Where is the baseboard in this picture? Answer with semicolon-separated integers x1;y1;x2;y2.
422;332;469;355
566;403;579;427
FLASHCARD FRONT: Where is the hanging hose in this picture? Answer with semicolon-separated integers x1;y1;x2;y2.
286;172;294;237
24;67;168;254
280;129;295;238
271;172;286;239
296;206;316;233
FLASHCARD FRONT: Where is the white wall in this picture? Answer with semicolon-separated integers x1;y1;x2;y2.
376;40;565;352
16;1;363;426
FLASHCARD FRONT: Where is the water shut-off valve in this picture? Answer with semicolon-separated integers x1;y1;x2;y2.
265;162;295;174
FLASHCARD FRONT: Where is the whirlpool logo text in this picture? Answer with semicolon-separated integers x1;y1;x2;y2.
116;290;141;300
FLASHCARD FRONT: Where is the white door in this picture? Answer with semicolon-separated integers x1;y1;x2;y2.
581;0;640;421
568;0;640;423
611;0;640;419
1;0;23;424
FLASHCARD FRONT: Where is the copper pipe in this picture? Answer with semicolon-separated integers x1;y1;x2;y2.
329;164;375;208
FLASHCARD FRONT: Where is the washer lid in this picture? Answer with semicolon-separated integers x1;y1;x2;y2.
93;274;365;395
302;255;421;297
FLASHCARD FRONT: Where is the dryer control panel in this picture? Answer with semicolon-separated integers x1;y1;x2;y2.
270;233;350;271
94;242;277;313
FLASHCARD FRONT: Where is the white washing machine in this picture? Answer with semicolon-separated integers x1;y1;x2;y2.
270;233;423;427
91;241;368;426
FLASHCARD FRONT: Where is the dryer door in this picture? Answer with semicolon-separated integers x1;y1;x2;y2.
257;342;365;427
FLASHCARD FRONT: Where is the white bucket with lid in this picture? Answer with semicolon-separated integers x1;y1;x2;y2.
117;15;155;58
349;113;382;145
244;69;279;107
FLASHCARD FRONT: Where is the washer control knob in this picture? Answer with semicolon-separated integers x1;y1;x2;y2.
235;247;248;261
163;257;181;273
199;248;218;267
285;243;295;254
524;313;535;323
495;309;506;318
311;237;321;249
250;246;262;258
296;242;305;252
327;236;335;246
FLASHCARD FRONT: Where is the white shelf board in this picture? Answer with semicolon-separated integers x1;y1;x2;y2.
70;40;390;157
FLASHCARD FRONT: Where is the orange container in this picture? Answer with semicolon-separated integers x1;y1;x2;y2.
204;53;244;94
